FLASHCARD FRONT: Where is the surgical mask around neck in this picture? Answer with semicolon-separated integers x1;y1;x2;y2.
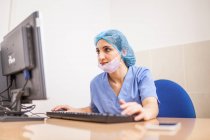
98;57;120;73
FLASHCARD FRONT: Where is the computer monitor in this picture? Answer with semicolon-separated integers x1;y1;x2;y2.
0;11;47;112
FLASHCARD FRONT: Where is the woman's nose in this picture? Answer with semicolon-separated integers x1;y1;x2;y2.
98;52;105;60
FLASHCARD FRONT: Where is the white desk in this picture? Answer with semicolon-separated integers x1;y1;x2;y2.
0;117;209;140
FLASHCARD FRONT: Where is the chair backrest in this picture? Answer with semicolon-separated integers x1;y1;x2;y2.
155;79;196;118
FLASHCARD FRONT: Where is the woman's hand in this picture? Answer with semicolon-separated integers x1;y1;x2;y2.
51;105;91;113
51;105;81;112
119;99;148;121
119;98;158;121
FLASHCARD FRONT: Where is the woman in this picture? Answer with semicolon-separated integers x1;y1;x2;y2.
52;29;159;121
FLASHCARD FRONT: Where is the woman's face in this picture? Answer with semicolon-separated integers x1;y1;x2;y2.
96;39;120;65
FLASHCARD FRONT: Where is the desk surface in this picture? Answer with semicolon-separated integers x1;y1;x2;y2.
0;117;209;140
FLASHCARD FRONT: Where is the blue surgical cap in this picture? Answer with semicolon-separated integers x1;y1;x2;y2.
94;29;136;67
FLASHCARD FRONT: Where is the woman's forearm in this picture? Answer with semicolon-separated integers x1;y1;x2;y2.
142;97;159;120
80;106;92;113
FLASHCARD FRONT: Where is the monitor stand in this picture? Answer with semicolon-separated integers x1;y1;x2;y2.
10;88;24;112
0;88;46;122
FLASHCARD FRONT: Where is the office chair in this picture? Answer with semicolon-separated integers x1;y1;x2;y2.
155;79;196;118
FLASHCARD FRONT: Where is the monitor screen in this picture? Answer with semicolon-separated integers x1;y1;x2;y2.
0;11;47;112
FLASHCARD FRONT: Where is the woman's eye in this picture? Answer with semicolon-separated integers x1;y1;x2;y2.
105;48;111;52
96;50;99;54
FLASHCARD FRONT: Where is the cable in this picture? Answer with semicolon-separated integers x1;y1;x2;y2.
23;69;30;80
21;104;36;113
20;104;47;118
27;112;48;118
22;80;29;90
22;69;30;91
0;104;11;111
9;69;30;110
0;77;13;95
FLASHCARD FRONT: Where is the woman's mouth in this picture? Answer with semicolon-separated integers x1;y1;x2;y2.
100;62;108;65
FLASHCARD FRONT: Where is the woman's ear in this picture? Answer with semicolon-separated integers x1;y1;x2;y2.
121;49;127;57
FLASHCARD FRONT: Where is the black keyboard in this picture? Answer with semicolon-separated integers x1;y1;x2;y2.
0;115;45;122
46;111;136;123
0;110;46;122
0;110;24;116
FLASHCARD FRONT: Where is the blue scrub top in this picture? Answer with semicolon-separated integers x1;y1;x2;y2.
90;66;158;114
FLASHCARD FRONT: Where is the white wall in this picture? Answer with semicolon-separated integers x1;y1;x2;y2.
0;0;11;42
110;0;210;51
0;0;210;113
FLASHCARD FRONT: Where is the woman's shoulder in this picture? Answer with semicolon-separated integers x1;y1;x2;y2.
90;72;106;86
130;65;150;73
129;65;152;79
